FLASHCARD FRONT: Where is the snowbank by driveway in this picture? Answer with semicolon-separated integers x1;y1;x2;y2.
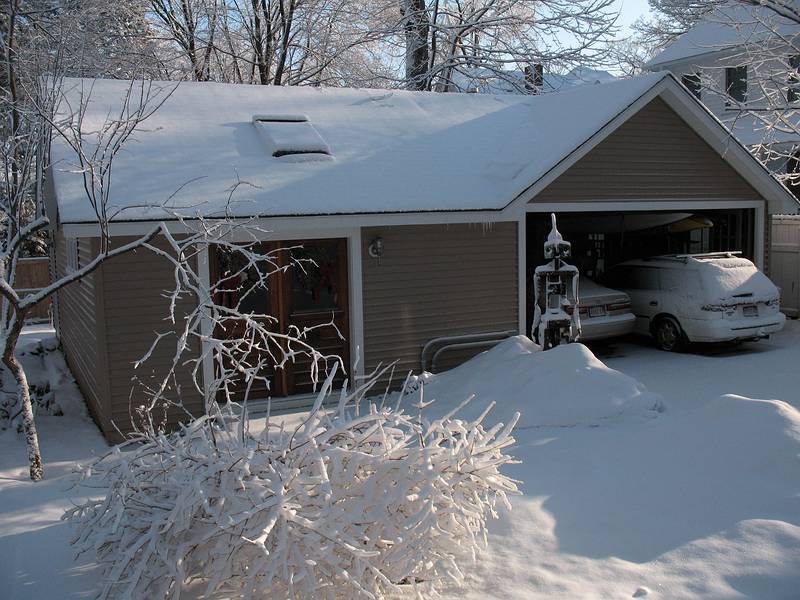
410;336;664;428
603;319;800;413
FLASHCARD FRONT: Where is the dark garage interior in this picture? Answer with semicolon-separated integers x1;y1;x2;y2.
525;208;757;331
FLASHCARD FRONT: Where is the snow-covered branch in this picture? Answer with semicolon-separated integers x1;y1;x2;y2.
118;213;346;429
64;367;520;599
390;0;620;92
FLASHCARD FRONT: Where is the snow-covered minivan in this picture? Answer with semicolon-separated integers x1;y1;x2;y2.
605;253;785;351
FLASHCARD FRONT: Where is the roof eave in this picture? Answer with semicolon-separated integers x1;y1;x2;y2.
644;47;732;71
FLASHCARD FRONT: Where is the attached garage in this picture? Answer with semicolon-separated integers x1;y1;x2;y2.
525;209;760;332
520;93;789;334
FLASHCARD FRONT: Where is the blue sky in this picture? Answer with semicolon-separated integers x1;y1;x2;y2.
617;0;653;34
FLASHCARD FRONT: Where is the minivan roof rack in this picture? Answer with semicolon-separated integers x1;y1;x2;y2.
674;251;741;259
641;251;742;264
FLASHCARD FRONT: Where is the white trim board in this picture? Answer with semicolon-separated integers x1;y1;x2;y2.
754;203;766;269
526;200;764;213
347;232;365;381
517;218;527;336
198;245;215;402
60;212;517;238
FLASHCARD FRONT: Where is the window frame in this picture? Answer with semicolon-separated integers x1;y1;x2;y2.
788;55;800;104
725;65;748;106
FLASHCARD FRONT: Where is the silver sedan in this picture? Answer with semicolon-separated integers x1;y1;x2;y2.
578;278;636;341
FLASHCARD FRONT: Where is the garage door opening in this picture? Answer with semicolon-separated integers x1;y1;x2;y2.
525;208;756;332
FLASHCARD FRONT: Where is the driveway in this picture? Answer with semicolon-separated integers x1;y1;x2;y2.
591;318;800;411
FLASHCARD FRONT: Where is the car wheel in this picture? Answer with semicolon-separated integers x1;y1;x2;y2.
653;316;684;352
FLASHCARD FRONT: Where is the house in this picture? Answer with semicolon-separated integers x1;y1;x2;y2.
47;72;799;441
644;4;800;188
444;65;616;94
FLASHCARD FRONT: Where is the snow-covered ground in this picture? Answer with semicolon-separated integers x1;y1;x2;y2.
2;322;800;599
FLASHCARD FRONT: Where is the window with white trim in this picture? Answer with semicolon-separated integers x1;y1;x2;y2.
66;237;79;272
725;66;747;105
788;55;800;104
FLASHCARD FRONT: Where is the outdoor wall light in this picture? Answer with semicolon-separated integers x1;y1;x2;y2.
368;236;384;260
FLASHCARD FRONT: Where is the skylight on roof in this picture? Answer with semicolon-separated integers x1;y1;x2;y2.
252;114;332;161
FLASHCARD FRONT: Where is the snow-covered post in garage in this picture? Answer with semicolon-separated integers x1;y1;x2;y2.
531;213;581;349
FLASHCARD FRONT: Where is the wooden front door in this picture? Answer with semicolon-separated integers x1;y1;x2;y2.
282;239;350;395
212;239;349;400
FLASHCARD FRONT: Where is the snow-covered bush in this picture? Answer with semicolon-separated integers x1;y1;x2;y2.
63;370;519;599
0;336;81;429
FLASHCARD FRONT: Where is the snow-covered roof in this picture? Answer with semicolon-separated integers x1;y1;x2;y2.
446;66;616;95
51;73;668;223
646;4;800;69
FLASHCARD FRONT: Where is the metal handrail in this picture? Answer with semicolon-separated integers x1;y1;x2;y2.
429;339;507;372
420;330;518;372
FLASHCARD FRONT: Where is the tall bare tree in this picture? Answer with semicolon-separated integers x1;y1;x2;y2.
144;0;390;86
2;1;189;480
387;0;620;92
148;0;220;80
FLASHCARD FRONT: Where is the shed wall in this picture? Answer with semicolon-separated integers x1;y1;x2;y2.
101;238;204;436
55;235;205;440
361;223;518;382
54;233;111;432
532;97;761;202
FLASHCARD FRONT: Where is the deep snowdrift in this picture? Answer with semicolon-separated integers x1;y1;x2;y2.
409;336;664;428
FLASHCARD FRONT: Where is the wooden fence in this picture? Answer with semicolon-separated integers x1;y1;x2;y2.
771;215;800;318
14;257;51;322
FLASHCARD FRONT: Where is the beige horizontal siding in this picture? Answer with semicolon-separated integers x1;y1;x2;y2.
101;238;204;435
362;223;518;383
533;97;761;202
54;233;110;433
